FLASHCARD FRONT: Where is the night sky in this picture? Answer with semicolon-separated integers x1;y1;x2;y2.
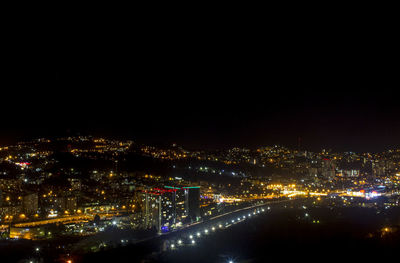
1;22;398;152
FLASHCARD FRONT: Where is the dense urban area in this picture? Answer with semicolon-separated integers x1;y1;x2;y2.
1;136;400;262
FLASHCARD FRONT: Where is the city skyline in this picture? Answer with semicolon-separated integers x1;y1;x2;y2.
1;133;400;262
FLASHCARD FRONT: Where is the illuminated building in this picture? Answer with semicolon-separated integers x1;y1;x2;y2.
336;169;359;177
22;193;38;215
55;196;78;212
140;189;161;231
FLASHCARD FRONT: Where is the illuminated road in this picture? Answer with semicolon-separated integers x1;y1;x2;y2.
13;215;94;228
207;199;291;221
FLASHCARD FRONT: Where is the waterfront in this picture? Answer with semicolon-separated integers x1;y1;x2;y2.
82;199;400;262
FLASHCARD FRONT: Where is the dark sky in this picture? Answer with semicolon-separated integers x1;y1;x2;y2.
1;18;399;152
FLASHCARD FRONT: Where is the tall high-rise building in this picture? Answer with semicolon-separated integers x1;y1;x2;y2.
184;186;200;222
140;189;162;232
